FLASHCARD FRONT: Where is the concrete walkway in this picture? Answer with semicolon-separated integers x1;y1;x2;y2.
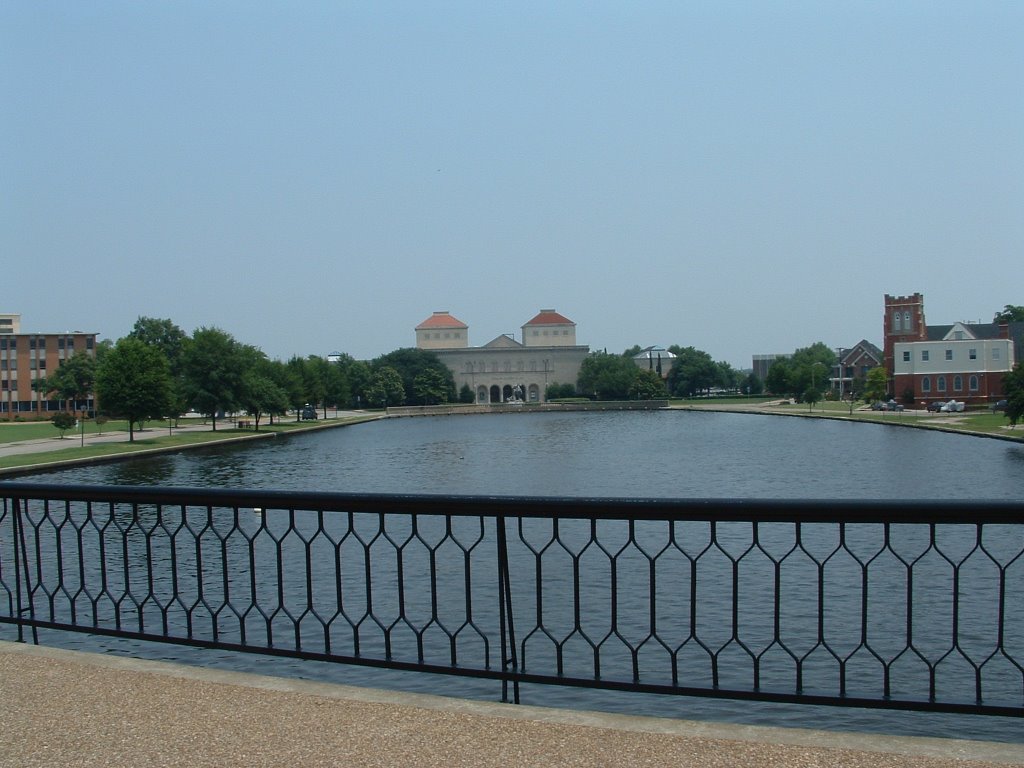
1;641;1021;768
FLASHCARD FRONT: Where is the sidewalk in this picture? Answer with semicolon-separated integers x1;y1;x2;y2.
2;641;1021;768
0;421;217;460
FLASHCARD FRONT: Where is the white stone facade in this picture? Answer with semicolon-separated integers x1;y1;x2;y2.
415;309;589;403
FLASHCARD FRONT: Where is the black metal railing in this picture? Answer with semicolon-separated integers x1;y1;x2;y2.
1;482;1021;717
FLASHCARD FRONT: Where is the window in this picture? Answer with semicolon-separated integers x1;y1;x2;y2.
937;376;946;392
921;350;929;362
969;376;979;391
903;311;911;329
945;349;953;361
922;377;931;392
893;312;902;332
969;348;977;360
993;348;1001;360
902;351;910;362
954;376;963;392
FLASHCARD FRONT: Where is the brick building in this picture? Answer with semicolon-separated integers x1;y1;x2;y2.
883;294;1021;406
1;314;98;419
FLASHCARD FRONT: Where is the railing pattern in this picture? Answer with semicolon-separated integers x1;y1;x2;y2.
1;482;1022;717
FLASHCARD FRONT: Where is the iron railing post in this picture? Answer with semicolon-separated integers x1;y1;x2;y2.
496;513;519;703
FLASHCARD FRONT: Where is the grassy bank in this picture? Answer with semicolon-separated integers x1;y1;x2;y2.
0;414;382;473
678;398;1022;441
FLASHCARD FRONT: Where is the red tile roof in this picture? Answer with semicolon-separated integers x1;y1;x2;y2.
416;311;468;330
524;309;574;326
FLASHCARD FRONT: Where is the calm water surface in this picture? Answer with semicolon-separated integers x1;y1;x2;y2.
13;411;1024;742
37;410;1024;499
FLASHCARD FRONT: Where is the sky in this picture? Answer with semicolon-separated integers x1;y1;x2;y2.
2;2;1021;368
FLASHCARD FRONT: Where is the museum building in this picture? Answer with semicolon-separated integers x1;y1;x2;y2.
415;309;590;404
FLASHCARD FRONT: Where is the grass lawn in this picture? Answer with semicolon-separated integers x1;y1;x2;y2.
0;418;139;443
0;414;381;471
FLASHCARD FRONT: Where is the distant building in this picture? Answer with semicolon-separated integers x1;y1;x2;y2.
415;309;589;403
751;354;787;382
884;293;1022;405
632;346;675;379
415;311;469;350
1;314;98;419
833;341;883;397
0;314;20;335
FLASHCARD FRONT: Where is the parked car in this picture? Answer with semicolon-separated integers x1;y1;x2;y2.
991;399;1008;412
870;401;886;411
300;404;318;420
926;401;946;413
884;400;904;412
940;400;965;413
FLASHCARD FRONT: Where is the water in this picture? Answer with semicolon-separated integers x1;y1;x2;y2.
32;410;1024;499
9;410;1024;741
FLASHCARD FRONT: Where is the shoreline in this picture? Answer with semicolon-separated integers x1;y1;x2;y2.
1;403;1020;478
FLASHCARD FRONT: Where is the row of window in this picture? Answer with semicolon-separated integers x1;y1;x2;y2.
530;329;571;336
920;375;979;393
423;331;463;340
892;311;913;332
902;348;998;363
464;360;551;373
0;336;94;351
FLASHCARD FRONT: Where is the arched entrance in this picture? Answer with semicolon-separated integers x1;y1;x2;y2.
502;385;514;402
489;385;501;403
477;386;488;403
528;384;540;402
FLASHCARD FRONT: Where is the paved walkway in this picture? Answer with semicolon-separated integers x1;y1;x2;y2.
1;642;1021;768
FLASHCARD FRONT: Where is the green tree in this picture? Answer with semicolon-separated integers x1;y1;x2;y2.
764;358;790;396
336;356;372;408
95;337;172;441
993;305;1024;323
413;367;452;405
666;346;718;397
545;382;577;400
51;411;76;438
181;327;247;430
129;317;189;422
300;356;332;417
323;361;350;414
374;348;455;405
578;352;637;399
621;345;643;358
240;368;289;430
629;368;667;399
1003;363;1024;427
47;352;97;413
458;383;476;404
803;387;821;411
365;366;405;408
787;343;836;399
864;367;888;403
715;361;740;392
741;373;763;396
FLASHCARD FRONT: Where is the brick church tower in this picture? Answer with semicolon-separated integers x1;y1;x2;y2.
883;293;927;390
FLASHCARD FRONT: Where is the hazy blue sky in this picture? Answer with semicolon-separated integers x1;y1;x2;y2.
3;2;1021;367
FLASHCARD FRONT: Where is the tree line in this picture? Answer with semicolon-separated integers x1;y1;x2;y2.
38;304;1024;436
37;317;470;441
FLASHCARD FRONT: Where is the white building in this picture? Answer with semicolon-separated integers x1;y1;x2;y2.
416;309;590;403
